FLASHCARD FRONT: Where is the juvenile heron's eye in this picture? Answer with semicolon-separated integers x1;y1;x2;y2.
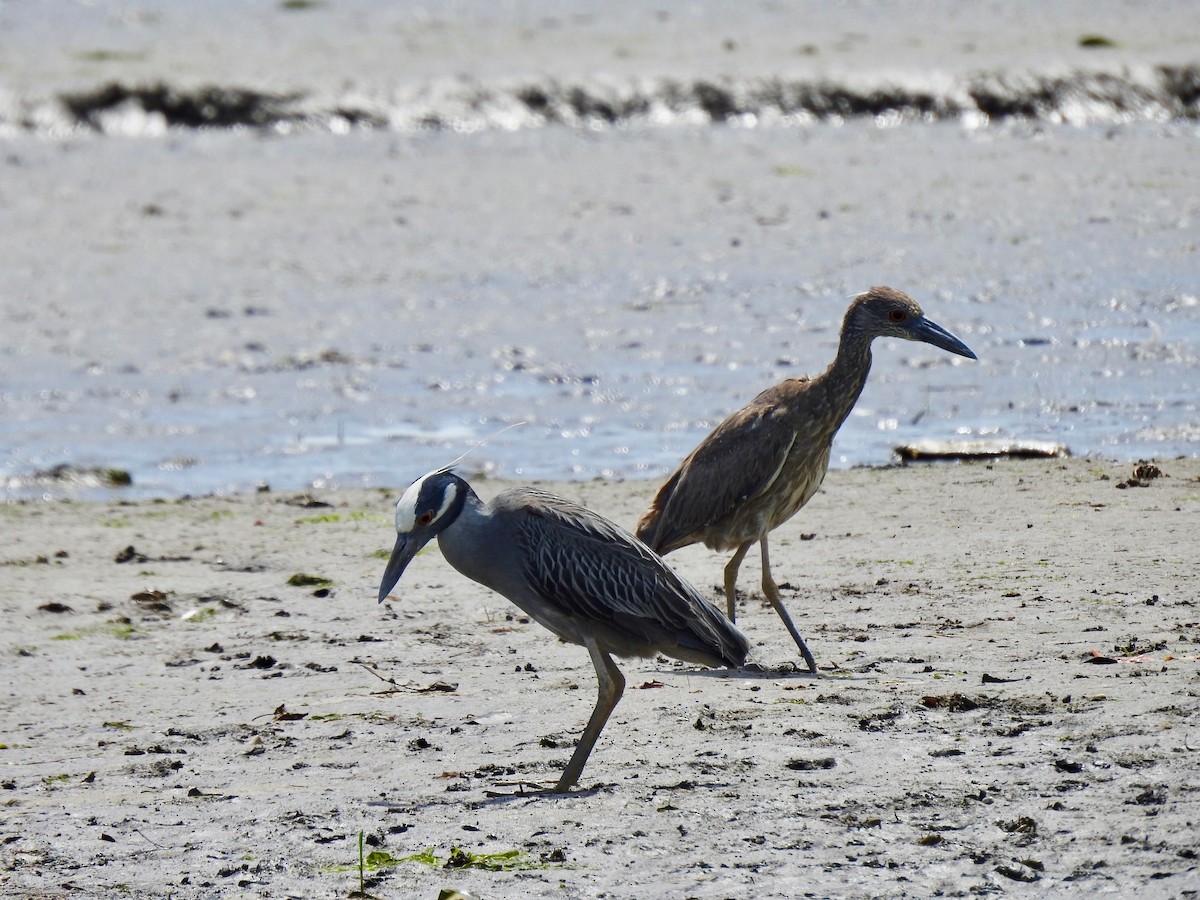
888;309;906;323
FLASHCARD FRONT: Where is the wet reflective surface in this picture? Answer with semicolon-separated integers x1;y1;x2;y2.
2;3;1198;499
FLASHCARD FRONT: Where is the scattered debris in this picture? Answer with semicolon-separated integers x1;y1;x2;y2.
28;464;133;488
273;704;307;721
1118;460;1165;488
287;573;332;588
37;602;74;614
786;757;836;771
1132;461;1163;480
997;816;1038;835
895;439;1070;461
921;693;979;712
982;673;1023;684
114;545;145;564
130;589;170;604
995;861;1041;882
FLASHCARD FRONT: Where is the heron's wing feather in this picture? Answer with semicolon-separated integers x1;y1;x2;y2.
511;490;745;662
639;383;804;551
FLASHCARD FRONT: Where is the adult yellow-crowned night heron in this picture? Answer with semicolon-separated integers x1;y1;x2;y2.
378;467;750;793
636;286;977;673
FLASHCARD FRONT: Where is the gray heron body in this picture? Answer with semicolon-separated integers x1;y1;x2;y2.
378;469;750;793
636;286;977;672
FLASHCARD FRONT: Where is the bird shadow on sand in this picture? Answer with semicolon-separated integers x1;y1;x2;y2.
646;661;823;681
738;660;822;678
476;782;613;803
474;778;738;804
652;660;889;683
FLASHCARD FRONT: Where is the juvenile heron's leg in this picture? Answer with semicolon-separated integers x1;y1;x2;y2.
760;537;818;674
723;542;753;621
554;639;625;793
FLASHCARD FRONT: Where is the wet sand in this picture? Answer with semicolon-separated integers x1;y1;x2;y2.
3;456;1198;897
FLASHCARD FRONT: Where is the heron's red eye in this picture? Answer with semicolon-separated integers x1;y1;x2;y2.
418;511;434;526
888;309;906;323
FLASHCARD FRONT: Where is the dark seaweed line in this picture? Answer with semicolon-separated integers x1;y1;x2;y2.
26;65;1200;133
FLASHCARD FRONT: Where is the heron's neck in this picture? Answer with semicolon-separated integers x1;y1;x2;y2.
814;324;875;433
436;489;496;585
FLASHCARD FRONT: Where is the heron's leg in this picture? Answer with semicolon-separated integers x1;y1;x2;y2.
723;542;753;622
760;537;818;674
554;639;625;793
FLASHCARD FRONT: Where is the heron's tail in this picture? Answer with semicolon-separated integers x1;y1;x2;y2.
680;595;751;670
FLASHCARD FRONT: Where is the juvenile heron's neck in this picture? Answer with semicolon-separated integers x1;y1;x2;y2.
814;323;875;435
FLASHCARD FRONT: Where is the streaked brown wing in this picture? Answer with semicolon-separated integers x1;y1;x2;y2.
639;381;806;552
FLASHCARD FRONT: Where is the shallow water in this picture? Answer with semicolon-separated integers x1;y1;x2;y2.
3;120;1197;500
2;4;1198;499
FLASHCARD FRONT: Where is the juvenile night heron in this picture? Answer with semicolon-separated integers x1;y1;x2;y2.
378;467;750;793
636;286;977;673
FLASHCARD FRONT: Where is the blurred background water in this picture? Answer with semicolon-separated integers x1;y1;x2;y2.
1;1;1197;498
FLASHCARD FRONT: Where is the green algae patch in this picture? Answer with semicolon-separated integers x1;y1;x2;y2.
287;573;332;587
296;513;342;525
53;621;140;641
327;846;561;875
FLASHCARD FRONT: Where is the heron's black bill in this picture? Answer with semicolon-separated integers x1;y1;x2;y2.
913;316;977;360
378;533;421;603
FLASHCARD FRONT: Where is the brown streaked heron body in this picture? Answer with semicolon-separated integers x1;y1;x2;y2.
636;286;977;673
378;468;750;793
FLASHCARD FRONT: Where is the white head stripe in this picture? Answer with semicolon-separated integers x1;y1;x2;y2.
394;478;424;532
394;471;458;533
433;481;458;522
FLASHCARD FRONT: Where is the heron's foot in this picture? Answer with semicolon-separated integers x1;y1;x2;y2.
483;779;560;798
739;659;821;677
780;657;820;677
484;779;608;798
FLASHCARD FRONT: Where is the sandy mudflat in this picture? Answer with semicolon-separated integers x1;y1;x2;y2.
2;456;1198;898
